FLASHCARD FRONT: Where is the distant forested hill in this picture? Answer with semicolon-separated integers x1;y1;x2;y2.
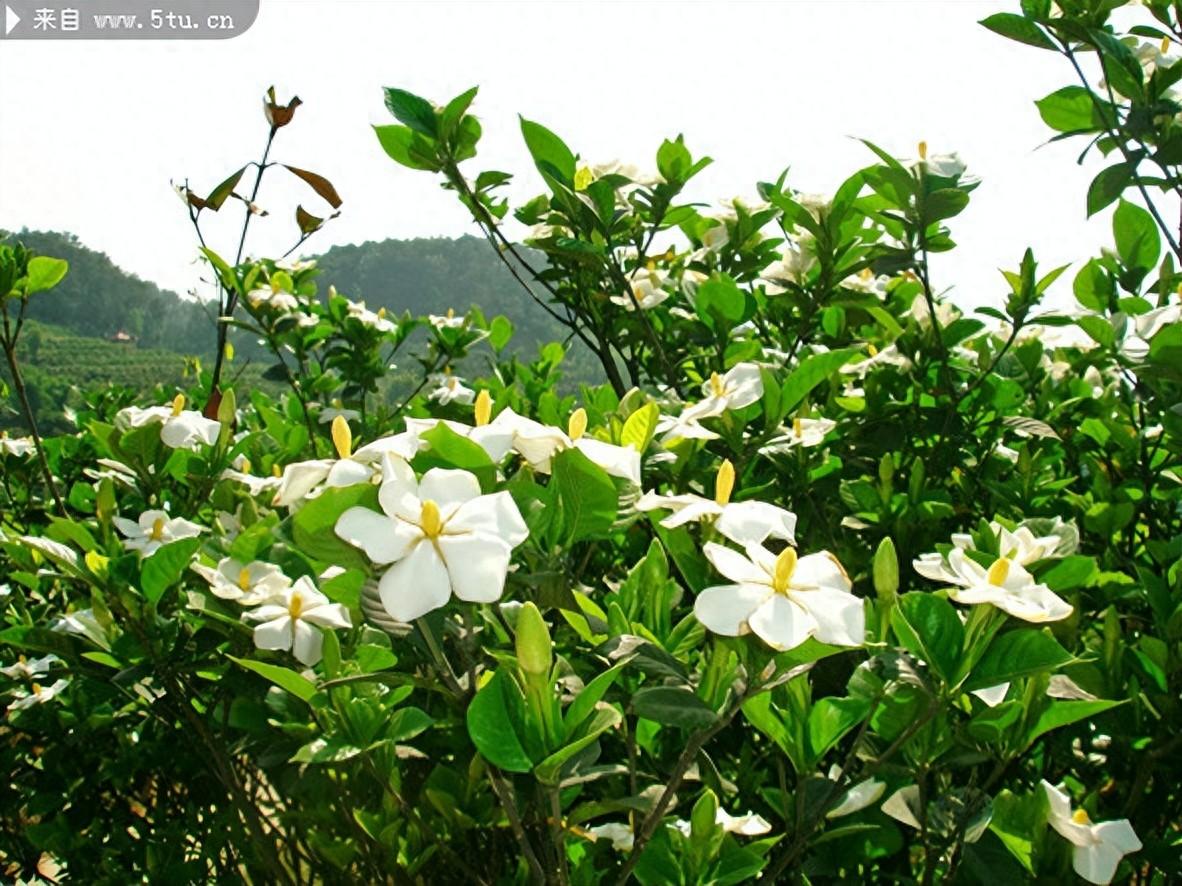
1;230;588;433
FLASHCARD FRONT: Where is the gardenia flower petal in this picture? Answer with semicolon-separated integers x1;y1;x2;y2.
971;683;1011;707
335;507;420;564
704;542;769;585
1042;781;1141;885
826;775;887;819
159;411;222;449
748;594;815;651
291;620;324;666
273;460;334;506
714;809;772;835
793;587;865;646
715;501;798;546
378;541;453;622
253;615;294;652
574;437;641;485
446;491;530;546
693;583;772;636
438;534;514;603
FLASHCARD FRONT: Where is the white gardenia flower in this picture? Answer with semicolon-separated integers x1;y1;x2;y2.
907;142;968;179
611;268;671;311
272;417;419;507
762;242;818;293
1042;781;1141;885
694;542;864;652
840;343;912;379
192;557;292;605
491;407;642;485
428;373;476;406
0;434;35;457
909;294;961;328
116;394;221;450
672;808;773;837
912;547;1072;623
50;609;109;648
636;459;797;547
587;159;663;186
335;455;529;622
949;517;1079;566
8;678;70;712
0;654;60;680
680;363;764;422
114;509;203;556
1121;303;1180;361
760;417;837;454
245;280;299;312
245;576;352;667
346;299;397;333
700;222;729;253
840;268;890;298
588;822;636;853
428;308;466;330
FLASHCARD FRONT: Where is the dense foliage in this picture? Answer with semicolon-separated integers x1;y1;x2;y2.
2;2;1180;883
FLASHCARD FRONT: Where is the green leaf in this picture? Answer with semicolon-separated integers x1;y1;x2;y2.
620;403;659;453
419;422;496;488
989;788;1048;873
535;706;621;785
1024;699;1123;747
386;706;434;743
979;13;1056;50
694;274;746;330
564;662;625;739
1035;86;1101;133
807;696;871;763
1086;162;1135;217
1036;556;1096;592
632;686;719;730
778;348;860;417
552;447;618;543
204;166;247;211
891;593;963;683
373;124;440;171
292;484;378;570
228;655;317;703
140;538;202;605
1113;199;1160;271
489;315;514;351
1077;314;1115;348
383;87;438;138
1073;259;1113;311
965;629;1073;691
924;188;970;222
25;256;69;295
466;670;535;773
520;117;576;185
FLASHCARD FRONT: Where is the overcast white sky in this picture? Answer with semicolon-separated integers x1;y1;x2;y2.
0;0;1141;313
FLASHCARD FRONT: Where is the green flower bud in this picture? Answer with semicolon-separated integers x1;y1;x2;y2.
515;602;553;678
873;536;899;601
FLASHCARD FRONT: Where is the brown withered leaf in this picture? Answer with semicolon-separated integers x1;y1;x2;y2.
264;86;302;129
283;165;343;208
295;205;339;235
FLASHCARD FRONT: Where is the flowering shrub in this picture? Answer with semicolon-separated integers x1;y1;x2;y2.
2;2;1181;882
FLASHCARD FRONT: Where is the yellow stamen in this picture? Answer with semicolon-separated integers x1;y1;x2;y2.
149;517;167;541
860;268;873;280
446;307;455;319
867;343;879;357
240;458;252;475
474;389;492;427
1162;37;1171;55
918;140;928;160
1072;808;1091;825
773;547;798;594
709;372;726;397
715;459;735;506
170;393;185;417
18;655;26;665
272;464;282;478
793;417;804;438
331;415;352;460
288;593;303;621
419;499;443;538
271;279;282;294
986;558;1010;587
238;568;252;591
568;408;588;441
31;682;42;696
377;307;387;319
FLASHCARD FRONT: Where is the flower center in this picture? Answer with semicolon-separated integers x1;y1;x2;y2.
332;414;352;459
568;408;588;441
1072;808;1091;826
867;343;879;357
237;568;253;591
772;547;798;595
240;458;252;474
793;417;804;437
918;140;928;161
474;389;492;427
709;372;726;397
31;682;42;696
272;463;282;477
715;459;735;506
420;499;444;538
446;307;455;319
149;517;167;541
170;393;185;417
1161;36;1170;55
288;593;304;620
377;307;387;319
986;558;1011;587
